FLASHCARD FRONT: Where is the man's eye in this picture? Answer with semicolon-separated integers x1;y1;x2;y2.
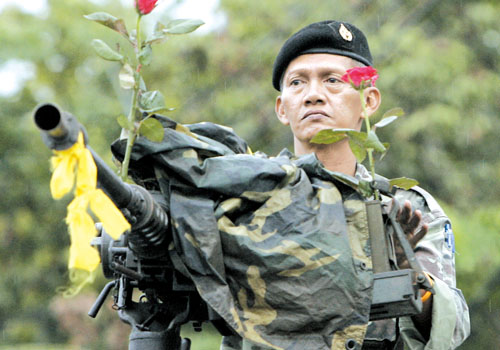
290;79;302;86
326;77;341;84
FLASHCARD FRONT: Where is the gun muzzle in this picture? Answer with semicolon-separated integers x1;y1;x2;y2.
34;102;171;258
33;103;84;151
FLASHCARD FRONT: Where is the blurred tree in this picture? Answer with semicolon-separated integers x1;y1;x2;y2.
0;0;499;348
0;0;138;346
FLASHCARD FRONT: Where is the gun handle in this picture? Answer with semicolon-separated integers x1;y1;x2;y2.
88;281;116;318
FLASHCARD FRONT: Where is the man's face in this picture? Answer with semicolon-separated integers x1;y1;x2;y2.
276;54;373;152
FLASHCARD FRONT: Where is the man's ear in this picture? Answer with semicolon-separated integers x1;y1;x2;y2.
363;87;381;119
275;95;290;126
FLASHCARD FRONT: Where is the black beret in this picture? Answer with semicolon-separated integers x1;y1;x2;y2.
272;20;373;91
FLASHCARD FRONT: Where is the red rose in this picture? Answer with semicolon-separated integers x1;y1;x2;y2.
135;0;157;15
341;66;378;89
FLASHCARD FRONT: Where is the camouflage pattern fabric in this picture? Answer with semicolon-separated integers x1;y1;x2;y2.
356;165;470;349
220;165;471;350
111;116;375;350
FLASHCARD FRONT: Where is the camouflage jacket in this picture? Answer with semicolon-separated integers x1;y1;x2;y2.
221;166;470;350
112;116;469;350
356;165;470;350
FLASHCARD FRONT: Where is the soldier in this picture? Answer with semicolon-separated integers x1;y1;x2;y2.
221;20;470;350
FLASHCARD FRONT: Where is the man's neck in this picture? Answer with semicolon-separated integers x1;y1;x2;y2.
294;139;357;176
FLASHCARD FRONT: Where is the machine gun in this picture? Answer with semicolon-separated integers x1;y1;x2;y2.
34;103;433;349
34;103;231;350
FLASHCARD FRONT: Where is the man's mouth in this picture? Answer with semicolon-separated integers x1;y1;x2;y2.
302;110;329;120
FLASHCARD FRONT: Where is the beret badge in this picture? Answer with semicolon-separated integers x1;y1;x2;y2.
339;23;353;41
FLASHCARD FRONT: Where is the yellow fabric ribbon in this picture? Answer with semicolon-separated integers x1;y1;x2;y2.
50;132;130;272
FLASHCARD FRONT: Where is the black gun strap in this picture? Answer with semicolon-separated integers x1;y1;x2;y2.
387;200;433;293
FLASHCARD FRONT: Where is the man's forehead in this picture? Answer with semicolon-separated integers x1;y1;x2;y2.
283;54;355;77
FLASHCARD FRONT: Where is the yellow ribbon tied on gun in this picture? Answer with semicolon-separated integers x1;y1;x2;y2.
50;132;130;272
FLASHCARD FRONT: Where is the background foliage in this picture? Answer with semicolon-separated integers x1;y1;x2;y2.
1;0;499;348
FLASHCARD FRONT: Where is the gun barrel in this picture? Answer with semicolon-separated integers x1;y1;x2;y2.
34;103;66;135
34;103;171;258
34;103;83;151
33;103;132;207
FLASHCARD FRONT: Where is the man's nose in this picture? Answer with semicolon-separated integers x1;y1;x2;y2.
304;81;325;105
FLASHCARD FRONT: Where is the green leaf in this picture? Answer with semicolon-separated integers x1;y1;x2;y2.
139;76;147;92
311;129;368;162
138;118;164;142
138;45;153;66
119;63;135;89
374;115;398;129
382;107;405;119
311;129;348;144
145;23;167;45
365;131;386;153
129;29;137;43
341;129;368;162
343;131;365;162
139;90;166;112
145;32;167;45
389;177;419;190
344;129;367;143
163;19;205;35
348;138;367;162
116;114;134;131
84;12;129;39
90;39;123;62
358;180;373;198
154;107;176;114
379;143;390;161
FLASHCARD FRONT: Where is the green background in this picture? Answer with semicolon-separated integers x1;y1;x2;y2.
1;0;499;348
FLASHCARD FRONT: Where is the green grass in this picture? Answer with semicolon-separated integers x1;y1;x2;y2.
0;346;81;350
0;323;222;350
0;326;222;350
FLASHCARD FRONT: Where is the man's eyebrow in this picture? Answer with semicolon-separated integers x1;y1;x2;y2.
318;66;346;75
284;67;309;77
285;66;346;78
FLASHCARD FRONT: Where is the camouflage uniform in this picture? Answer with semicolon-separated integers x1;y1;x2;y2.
356;165;470;349
112;117;469;350
220;164;470;350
